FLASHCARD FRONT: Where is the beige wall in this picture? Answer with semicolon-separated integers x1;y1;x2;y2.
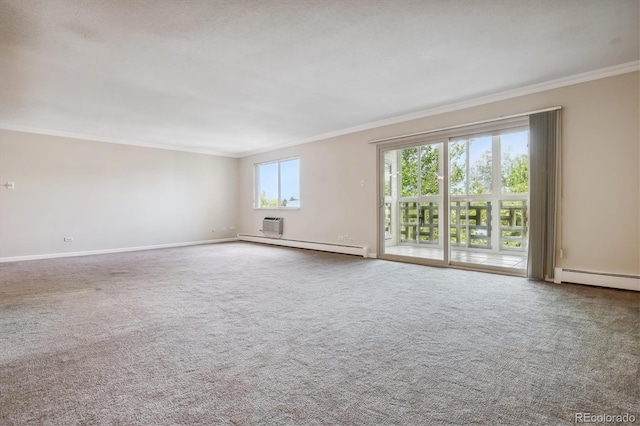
239;72;640;276
2;72;638;275
0;130;239;258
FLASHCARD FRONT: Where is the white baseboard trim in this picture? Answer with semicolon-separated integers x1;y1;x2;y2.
554;267;640;292
237;234;369;258
0;238;238;263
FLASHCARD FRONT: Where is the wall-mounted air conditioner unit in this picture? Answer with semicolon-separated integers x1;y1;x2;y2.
262;217;283;238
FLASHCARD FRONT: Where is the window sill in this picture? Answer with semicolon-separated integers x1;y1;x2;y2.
254;207;301;210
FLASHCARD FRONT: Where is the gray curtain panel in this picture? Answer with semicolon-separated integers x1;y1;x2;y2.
527;110;560;280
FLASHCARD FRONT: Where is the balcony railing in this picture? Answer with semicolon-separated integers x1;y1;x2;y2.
386;197;528;253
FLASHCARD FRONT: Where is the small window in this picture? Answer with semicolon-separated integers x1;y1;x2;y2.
255;158;300;209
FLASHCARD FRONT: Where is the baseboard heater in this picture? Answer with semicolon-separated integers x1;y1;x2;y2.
554;268;639;292
237;234;369;258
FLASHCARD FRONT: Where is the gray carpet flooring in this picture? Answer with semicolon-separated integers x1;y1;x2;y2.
1;242;638;425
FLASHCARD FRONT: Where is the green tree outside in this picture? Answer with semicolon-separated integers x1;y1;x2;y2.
259;190;278;207
400;143;528;196
501;154;528;193
397;141;528;248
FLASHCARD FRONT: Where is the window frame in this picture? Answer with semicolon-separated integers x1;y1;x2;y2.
254;157;300;209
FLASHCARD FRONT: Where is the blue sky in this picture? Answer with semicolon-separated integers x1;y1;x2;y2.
500;131;528;158
259;162;278;200
280;159;300;202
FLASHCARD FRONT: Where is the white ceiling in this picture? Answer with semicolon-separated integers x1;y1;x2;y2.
1;0;638;157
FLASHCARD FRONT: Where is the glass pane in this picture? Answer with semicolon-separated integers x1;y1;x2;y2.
401;147;419;197
449;140;466;195
501;131;529;194
384;202;392;239
280;159;300;207
384;154;393;197
258;162;278;207
420;145;440;196
383;144;444;263
468;136;492;194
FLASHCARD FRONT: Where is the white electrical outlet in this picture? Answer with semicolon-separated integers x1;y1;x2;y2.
338;236;344;241
63;237;73;242
230;226;235;230
221;226;227;231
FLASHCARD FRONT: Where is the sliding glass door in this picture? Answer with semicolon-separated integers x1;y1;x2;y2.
381;142;447;264
448;130;529;270
378;127;530;274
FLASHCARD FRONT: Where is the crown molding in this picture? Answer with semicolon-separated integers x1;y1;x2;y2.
0;123;240;158
238;60;640;157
